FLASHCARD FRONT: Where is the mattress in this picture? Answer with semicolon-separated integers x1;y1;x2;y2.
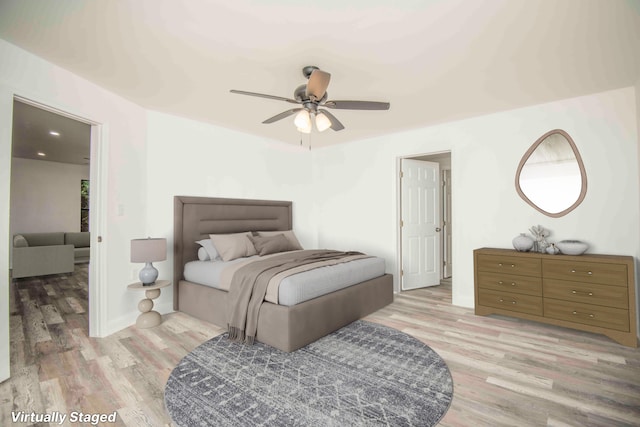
184;255;386;306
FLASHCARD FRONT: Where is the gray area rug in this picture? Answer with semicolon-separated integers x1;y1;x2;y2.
165;320;453;426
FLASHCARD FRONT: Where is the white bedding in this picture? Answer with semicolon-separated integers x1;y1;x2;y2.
184;254;386;306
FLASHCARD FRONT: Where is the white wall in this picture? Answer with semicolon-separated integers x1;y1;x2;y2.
0;39;148;350
10;158;89;234
311;87;640;310
144;112;315;310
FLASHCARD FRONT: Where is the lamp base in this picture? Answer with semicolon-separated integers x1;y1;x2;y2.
139;262;158;286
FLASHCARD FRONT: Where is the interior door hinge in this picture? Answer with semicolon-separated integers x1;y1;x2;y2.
401;269;404;276
400;220;404;227
400;171;404;178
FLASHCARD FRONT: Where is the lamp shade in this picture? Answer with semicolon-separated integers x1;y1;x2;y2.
131;238;167;263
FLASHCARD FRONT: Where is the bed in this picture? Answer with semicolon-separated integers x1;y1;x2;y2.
173;196;394;352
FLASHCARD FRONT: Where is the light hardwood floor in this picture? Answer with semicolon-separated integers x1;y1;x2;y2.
2;268;639;426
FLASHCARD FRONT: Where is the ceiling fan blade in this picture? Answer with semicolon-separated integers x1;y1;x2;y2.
319;109;345;131
230;89;299;104
306;70;331;101
262;108;303;124
323;100;390;110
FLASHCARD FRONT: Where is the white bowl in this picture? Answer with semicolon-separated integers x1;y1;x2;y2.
556;240;588;255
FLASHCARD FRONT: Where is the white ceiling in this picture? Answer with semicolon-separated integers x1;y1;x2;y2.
1;0;639;148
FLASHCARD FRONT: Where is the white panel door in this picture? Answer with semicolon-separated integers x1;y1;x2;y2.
401;159;441;290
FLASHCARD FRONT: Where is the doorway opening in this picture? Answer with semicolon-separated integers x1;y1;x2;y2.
397;151;452;292
8;97;104;348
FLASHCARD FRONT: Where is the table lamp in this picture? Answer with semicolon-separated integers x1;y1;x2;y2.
131;237;167;286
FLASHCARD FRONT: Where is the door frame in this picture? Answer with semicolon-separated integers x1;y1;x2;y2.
443;169;452;279
396;150;452;292
5;94;107;351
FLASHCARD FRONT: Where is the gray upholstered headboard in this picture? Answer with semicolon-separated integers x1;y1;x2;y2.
173;196;293;309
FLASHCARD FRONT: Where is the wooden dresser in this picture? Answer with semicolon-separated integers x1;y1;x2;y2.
474;248;638;347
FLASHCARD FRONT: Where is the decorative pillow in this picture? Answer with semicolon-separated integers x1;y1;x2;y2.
197;247;210;261
196;239;220;261
256;230;303;250
248;234;297;256
209;232;257;261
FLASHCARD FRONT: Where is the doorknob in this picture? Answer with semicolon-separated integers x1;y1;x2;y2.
435;227;441;232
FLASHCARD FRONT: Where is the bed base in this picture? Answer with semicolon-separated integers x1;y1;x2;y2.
179;273;394;352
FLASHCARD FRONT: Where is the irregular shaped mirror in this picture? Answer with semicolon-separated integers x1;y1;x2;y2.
515;129;587;217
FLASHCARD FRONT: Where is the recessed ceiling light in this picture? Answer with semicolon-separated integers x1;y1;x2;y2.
37;152;46;157
49;131;60;136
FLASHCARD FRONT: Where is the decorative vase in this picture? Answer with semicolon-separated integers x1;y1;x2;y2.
512;233;534;252
556;240;588;255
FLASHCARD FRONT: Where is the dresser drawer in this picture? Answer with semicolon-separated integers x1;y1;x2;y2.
478;271;542;296
542;259;627;287
544;299;629;332
543;279;628;309
477;254;541;277
478;289;543;316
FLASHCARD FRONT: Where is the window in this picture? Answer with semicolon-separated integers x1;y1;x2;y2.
81;179;89;232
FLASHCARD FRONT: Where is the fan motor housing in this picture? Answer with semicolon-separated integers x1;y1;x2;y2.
294;84;328;105
294;85;307;101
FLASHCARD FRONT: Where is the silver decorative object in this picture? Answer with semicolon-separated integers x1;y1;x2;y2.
529;225;550;253
512;233;534;252
545;243;560;255
556;240;588;255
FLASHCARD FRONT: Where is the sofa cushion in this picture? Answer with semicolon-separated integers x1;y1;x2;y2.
65;232;90;248
21;232;65;247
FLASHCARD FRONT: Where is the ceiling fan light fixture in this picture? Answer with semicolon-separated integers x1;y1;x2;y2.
230;65;390;134
294;110;311;133
315;112;331;132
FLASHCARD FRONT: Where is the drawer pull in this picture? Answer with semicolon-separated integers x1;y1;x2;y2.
497;263;516;268
572;310;595;318
498;298;517;305
570;269;593;275
498;281;517;286
571;290;594;296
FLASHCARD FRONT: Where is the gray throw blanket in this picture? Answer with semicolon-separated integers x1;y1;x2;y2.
227;249;363;345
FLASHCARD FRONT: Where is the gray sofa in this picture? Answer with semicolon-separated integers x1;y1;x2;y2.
64;232;91;264
12;232;90;279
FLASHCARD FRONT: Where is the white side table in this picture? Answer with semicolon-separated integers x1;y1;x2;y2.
127;280;171;328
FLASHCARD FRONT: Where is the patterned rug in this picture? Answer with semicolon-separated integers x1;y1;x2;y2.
164;320;453;426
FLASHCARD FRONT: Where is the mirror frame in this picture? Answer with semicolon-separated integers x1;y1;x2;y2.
515;129;587;218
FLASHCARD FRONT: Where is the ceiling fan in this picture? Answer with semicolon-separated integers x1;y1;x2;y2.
230;66;390;133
